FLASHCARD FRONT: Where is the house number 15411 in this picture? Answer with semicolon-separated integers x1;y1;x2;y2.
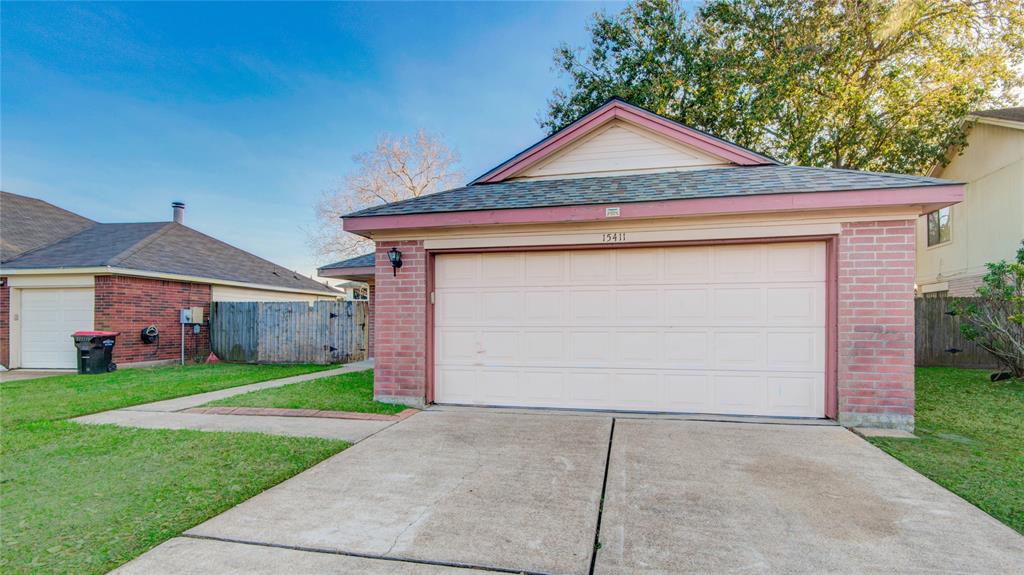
602;232;627;242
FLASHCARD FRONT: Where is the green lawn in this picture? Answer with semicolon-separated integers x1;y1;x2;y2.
868;367;1024;534
1;364;349;575
204;369;406;415
2;363;334;426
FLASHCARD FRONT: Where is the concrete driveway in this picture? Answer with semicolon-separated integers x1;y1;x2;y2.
115;410;1024;575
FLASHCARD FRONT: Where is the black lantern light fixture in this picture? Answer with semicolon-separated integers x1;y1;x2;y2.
387;247;403;276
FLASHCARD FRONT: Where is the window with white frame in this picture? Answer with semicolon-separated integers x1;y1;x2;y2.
927;207;951;247
352;286;369;301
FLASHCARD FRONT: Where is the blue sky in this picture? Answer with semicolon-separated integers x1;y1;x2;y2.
2;1;624;280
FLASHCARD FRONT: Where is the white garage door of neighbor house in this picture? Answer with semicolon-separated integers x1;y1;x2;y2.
434;242;826;417
20;288;95;369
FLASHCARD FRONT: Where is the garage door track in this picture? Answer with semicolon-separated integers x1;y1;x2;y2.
114;410;1024;574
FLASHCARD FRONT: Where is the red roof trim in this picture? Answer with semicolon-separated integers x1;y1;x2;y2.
471;99;776;184
344;185;963;233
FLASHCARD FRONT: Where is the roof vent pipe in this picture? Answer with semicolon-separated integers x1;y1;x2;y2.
172;202;185;224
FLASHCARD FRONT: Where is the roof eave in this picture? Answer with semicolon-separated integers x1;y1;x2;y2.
343;184;964;234
0;265;340;296
318;265;375;281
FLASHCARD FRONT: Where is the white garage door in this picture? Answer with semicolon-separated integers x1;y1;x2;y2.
20;288;95;369
434;242;826;417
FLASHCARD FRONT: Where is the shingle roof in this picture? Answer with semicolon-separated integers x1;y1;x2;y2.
345;165;956;218
0;191;96;261
2;193;337;295
319;253;375;270
973;107;1024;123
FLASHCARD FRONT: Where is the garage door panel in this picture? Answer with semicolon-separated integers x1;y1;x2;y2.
615;248;660;281
664;331;711;368
616;330;660;362
664;246;711;282
664;288;710;322
434;242;826;418
765;329;825;371
713;288;764;324
570;290;611;322
435;254;479;287
713;245;765;282
522;331;565;361
481;291;522;322
480;253;523;285
767;242;825;280
569;251;611;282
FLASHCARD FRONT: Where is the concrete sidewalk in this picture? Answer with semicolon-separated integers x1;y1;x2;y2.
74;360;388;442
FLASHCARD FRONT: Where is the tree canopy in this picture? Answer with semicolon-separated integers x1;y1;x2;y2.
544;0;1023;174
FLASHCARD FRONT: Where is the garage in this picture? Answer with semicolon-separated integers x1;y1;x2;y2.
434;242;826;417
19;288;94;369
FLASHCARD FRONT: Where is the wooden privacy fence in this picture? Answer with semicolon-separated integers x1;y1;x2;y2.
915;297;997;369
210;301;368;364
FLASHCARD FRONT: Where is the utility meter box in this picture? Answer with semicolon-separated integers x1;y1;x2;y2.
190;306;204;324
179;308;193;324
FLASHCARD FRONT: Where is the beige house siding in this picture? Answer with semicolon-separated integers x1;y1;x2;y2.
210;285;337;302
512;119;731;181
916;121;1024;296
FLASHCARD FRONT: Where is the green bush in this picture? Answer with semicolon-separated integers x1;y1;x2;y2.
954;241;1024;377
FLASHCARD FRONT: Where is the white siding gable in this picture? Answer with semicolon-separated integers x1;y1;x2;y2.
513;119;733;180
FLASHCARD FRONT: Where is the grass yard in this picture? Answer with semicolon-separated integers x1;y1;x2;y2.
1;363;349;575
868;367;1024;534
2;362;334;426
204;369;406;415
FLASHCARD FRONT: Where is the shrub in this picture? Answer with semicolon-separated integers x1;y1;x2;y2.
953;241;1024;377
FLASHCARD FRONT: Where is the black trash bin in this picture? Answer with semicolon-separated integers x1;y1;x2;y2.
71;331;119;374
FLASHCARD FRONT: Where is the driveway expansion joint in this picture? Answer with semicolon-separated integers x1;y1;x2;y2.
180;533;553;575
588;418;615;575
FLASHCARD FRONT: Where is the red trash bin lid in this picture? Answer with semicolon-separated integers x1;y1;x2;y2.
72;331;120;337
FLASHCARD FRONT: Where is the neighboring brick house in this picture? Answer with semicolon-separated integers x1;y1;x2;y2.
1;193;339;370
917;107;1024;297
335;98;964;431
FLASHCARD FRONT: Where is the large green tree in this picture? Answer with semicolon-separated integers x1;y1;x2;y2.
545;0;1023;174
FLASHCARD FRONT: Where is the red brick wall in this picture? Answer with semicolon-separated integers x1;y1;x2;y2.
0;278;9;367
372;241;427;407
837;220;916;430
94;275;212;365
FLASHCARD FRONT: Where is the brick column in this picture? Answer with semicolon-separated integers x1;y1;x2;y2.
373;241;427;407
837;220;916;430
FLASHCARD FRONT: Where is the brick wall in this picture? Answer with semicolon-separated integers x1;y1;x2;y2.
94;275;212;365
0;278;9;367
372;241;427;407
837;220;916;430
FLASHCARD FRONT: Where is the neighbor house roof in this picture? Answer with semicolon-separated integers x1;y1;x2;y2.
971;107;1024;125
319;253;375;270
0;191;96;261
1;192;337;295
345;165;956;219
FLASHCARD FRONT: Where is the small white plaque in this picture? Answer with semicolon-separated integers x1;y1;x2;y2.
605;207;621;217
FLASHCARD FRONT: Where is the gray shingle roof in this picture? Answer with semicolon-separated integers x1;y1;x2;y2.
319;253;375;270
1;191;96;261
2;193;337;295
345;165;956;218
973;107;1024;123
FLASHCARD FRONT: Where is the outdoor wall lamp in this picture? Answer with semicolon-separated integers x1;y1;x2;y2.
387;247;403;276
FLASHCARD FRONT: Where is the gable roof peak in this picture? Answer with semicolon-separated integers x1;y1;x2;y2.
470;97;777;185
